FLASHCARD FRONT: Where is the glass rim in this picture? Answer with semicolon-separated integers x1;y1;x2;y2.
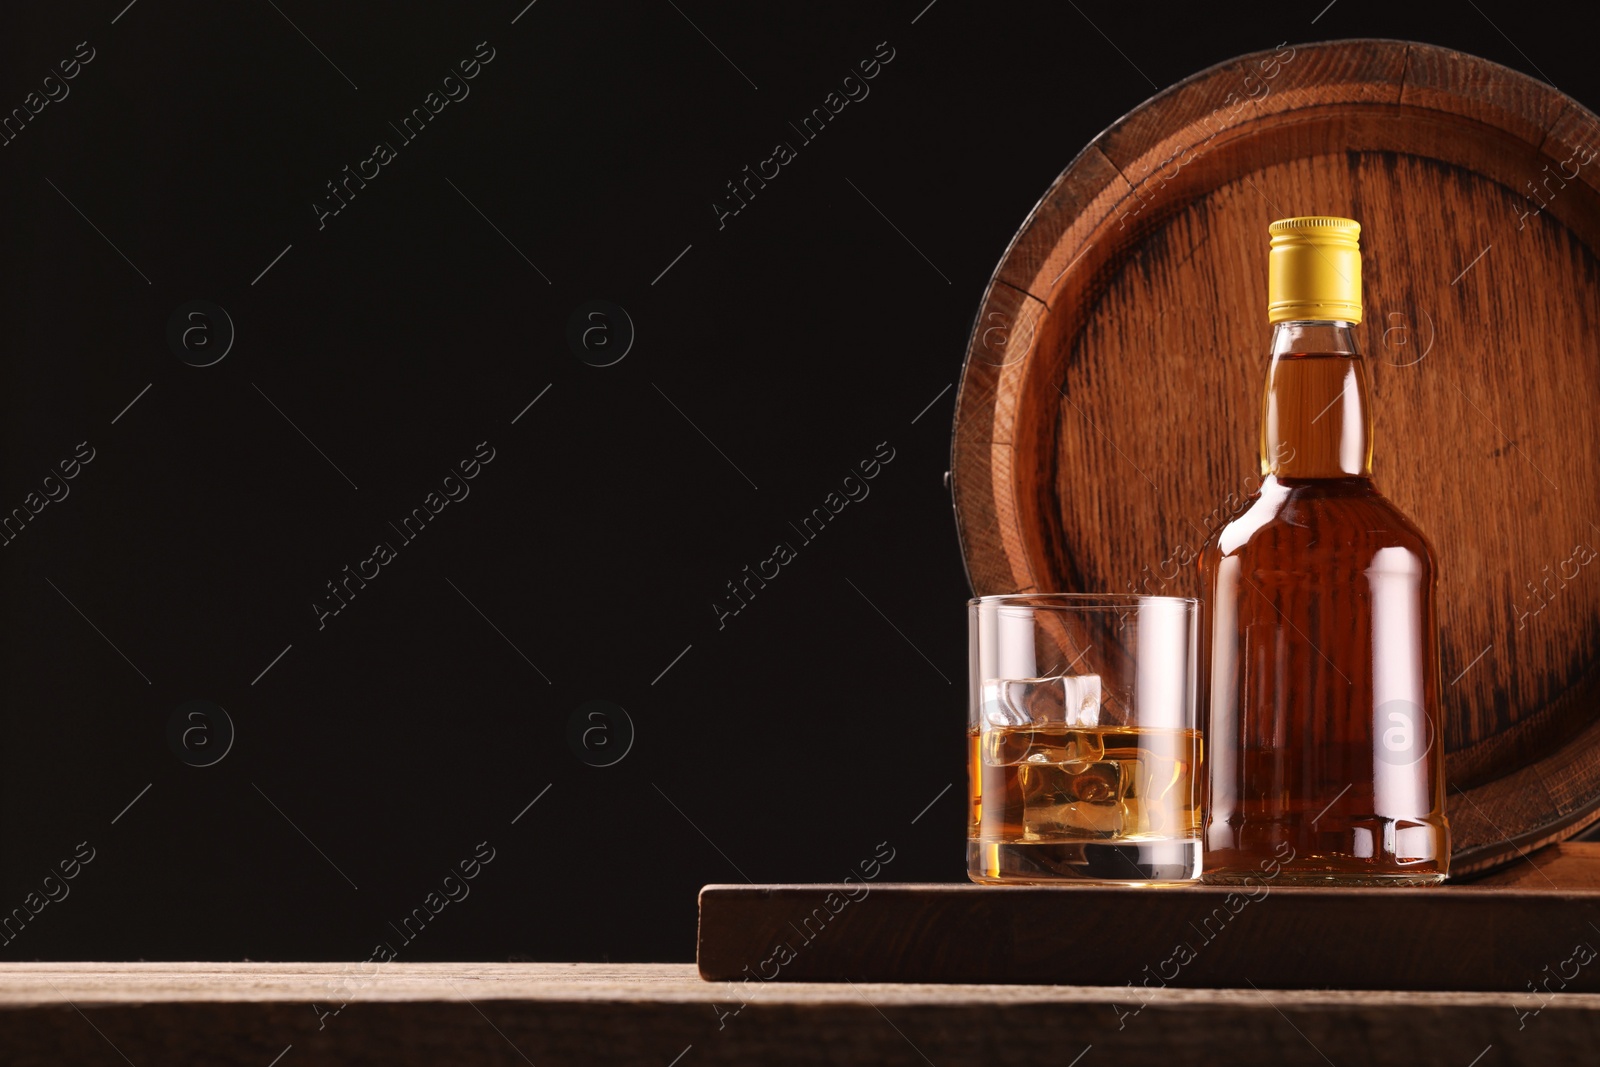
967;592;1198;609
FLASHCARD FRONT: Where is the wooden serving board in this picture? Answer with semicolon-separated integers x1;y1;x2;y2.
698;843;1600;990
950;39;1600;875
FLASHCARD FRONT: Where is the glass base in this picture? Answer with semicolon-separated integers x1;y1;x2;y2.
968;839;1201;885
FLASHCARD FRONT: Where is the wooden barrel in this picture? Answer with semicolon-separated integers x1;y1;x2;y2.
951;39;1600;875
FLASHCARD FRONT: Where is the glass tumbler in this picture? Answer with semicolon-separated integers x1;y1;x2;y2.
968;594;1202;884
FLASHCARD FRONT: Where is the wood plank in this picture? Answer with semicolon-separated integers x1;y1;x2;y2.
698;843;1600;990
952;280;1049;595
3;961;1600;1066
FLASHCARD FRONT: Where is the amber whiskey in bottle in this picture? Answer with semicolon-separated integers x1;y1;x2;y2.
1200;217;1449;885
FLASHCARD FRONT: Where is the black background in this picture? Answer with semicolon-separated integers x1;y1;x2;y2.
0;1;1592;964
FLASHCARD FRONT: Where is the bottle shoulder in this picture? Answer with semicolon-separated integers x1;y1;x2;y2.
1203;477;1436;567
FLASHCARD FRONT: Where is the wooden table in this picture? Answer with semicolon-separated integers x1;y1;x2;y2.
2;960;1597;1065
4;845;1598;1065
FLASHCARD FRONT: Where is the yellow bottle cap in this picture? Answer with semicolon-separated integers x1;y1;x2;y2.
1267;216;1362;324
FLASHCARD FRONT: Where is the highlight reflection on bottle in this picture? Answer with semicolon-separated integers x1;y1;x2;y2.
1200;216;1450;885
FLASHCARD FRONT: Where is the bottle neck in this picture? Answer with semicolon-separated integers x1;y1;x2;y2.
1259;320;1373;480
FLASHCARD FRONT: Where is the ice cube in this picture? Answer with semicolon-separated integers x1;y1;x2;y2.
1139;752;1181;804
983;727;1104;768
1063;674;1102;726
981;675;1102;728
1070;760;1121;804
1020;758;1127;838
981;677;1058;727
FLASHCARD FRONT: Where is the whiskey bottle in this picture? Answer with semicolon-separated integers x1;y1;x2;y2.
1201;216;1450;885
